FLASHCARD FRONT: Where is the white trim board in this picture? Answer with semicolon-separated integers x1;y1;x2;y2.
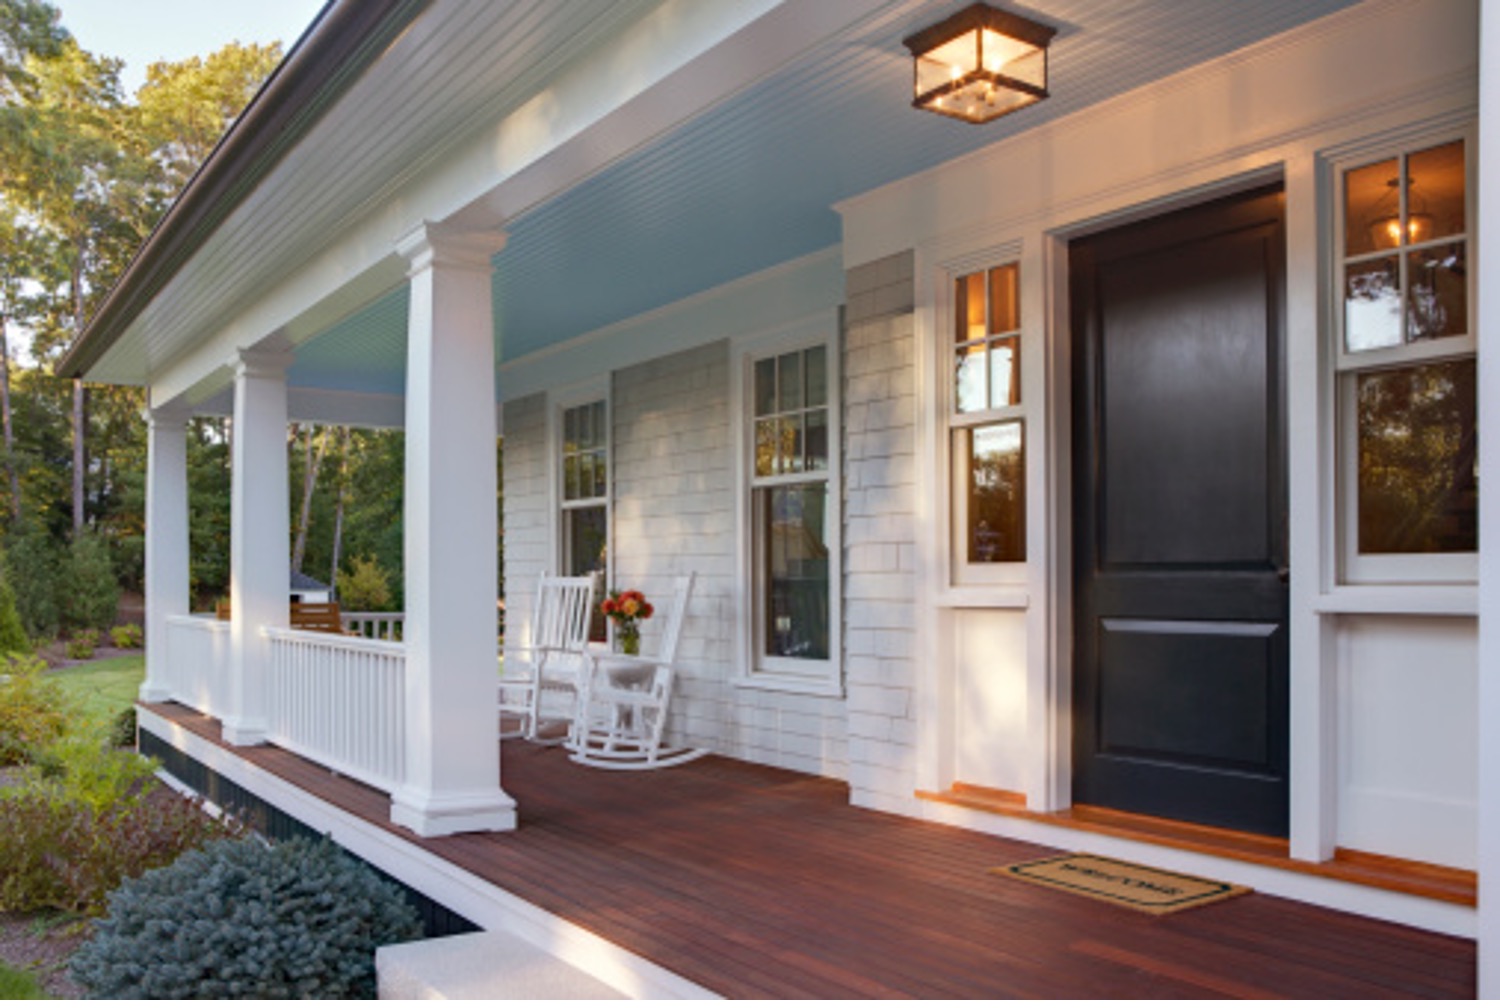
915;795;1475;940
136;707;720;1000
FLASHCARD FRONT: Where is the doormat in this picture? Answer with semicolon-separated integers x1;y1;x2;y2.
995;853;1251;915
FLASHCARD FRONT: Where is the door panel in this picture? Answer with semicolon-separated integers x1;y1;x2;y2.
1071;185;1289;837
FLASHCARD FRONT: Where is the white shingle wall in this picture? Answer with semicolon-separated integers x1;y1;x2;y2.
611;343;847;778
842;251;920;816
501;393;549;653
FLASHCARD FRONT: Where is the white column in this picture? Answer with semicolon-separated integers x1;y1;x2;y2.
222;347;293;746
139;405;191;704
1477;1;1499;995
390;222;515;836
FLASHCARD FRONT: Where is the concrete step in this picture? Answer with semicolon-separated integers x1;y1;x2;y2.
377;931;626;1000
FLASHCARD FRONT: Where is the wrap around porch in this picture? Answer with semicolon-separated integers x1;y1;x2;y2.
139;700;1475;999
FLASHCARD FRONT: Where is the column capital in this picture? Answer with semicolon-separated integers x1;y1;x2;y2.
228;345;296;381
396;221;507;276
143;402;193;429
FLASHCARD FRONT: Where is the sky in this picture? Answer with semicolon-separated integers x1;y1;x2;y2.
52;0;330;95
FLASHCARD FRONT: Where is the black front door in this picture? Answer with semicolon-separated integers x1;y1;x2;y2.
1070;184;1289;837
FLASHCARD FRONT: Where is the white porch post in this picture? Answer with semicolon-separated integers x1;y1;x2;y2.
389;222;515;836
221;347;293;746
139;406;190;704
1477;0;1499;994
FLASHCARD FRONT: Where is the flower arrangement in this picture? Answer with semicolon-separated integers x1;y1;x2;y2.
600;589;654;655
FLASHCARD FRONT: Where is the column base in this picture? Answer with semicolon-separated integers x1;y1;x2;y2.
137;682;173;704
221;716;269;747
390;786;517;837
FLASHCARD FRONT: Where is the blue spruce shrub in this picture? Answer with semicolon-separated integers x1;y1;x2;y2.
71;835;422;999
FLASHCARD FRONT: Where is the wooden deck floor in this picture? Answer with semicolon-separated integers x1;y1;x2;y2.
146;703;1475;998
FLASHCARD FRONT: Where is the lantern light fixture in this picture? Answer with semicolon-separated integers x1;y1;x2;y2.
903;3;1057;124
1366;175;1435;249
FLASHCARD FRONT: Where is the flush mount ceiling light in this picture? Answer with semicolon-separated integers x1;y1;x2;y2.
903;3;1057;124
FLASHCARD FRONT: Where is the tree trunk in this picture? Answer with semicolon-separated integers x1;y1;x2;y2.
290;425;328;573
329;428;349;593
71;261;86;535
0;319;19;522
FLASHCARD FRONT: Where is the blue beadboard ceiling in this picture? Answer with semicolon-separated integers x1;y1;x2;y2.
288;0;1359;394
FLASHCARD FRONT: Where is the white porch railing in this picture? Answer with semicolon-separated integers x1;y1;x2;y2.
263;627;406;793
163;614;231;717
341;611;405;641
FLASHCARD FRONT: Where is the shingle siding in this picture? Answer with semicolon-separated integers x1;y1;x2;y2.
841;250;919;816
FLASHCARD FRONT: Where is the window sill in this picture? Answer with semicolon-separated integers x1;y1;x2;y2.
935;586;1030;610
1312;585;1477;617
732;673;844;698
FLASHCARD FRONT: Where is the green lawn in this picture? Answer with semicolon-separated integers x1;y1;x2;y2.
0;961;49;999
44;655;145;726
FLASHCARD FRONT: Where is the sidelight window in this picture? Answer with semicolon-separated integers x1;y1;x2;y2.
1337;136;1475;582
951;261;1026;577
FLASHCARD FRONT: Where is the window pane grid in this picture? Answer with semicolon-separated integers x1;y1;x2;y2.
954;263;1021;414
561;402;607;503
753;347;828;478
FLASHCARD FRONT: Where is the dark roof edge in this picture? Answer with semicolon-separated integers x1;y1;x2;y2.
58;0;431;381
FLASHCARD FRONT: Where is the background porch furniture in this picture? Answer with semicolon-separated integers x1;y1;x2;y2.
498;573;595;742
290;600;353;635
571;573;704;769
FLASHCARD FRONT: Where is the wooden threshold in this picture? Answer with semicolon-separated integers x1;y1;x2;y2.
918;783;1476;907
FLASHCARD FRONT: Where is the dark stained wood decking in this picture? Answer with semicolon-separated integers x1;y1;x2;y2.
145;703;1475;998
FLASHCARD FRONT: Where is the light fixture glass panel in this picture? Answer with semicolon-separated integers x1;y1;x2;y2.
915;32;979;95
1344;257;1402;352
1406;243;1467;342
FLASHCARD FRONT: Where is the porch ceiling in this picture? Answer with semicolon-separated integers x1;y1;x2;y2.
83;0;1362;405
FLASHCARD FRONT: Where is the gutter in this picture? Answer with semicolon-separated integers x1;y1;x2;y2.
57;0;431;380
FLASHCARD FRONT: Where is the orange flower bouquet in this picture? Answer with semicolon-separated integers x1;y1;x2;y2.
600;589;654;655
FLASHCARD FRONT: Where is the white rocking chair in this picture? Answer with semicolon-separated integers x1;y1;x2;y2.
498;573;595;743
570;573;705;770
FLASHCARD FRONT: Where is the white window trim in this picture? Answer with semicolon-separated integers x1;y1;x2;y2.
1328;125;1477;585
730;314;843;696
546;376;611;589
938;242;1031;589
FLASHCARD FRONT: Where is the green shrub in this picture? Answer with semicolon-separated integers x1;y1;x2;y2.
338;555;392;612
0;548;29;656
60;533;119;633
17;732;159;814
5;530;60;640
0;788;235;916
66;628;98;660
109;623;144;649
72;836;423;999
107;706;137;749
0;654;72;765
